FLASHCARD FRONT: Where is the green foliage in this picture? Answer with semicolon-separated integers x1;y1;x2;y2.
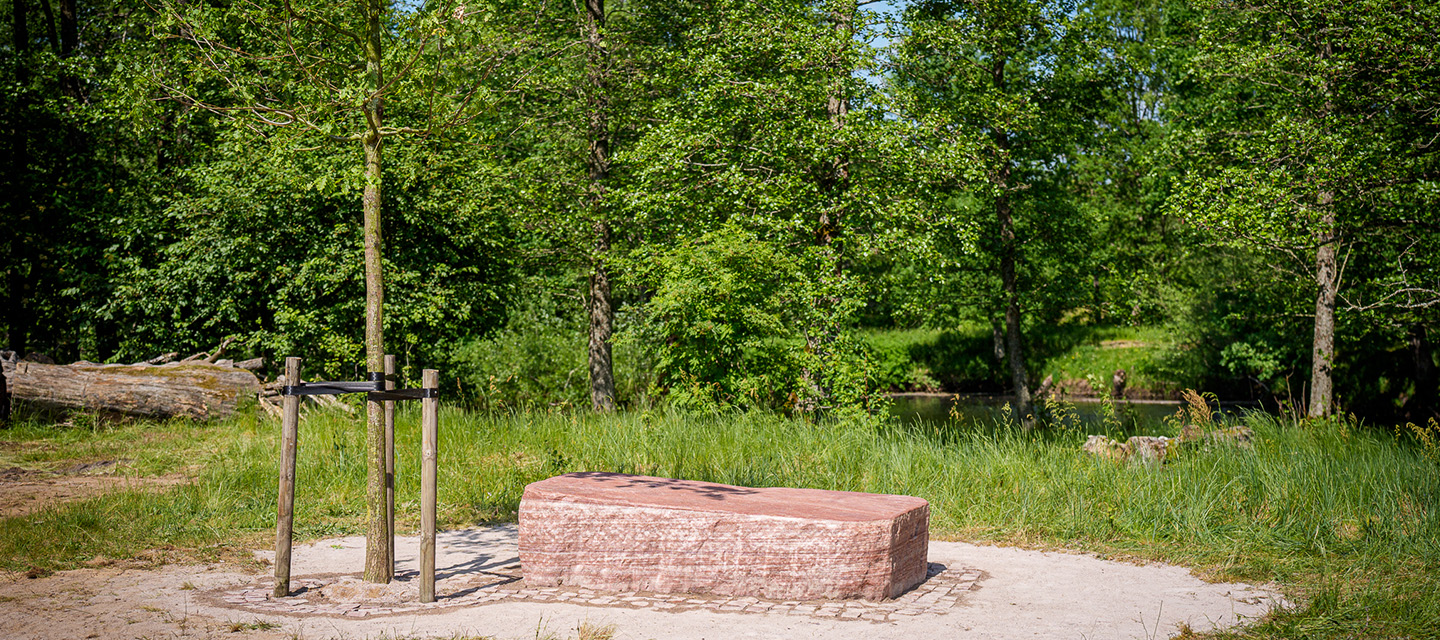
1168;0;1440;416
642;225;804;411
0;0;187;361
614;0;914;416
861;329;945;392
885;0;1139;398
2;0;1435;421
102;132;515;376
633;224;889;422
149;0;512;144
452;288;653;411
1070;0;1206;325
1171;0;1440;253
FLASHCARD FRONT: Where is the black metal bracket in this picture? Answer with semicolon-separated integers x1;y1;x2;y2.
369;388;440;401
282;372;437;402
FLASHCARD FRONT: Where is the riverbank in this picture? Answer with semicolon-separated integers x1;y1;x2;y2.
866;325;1208;401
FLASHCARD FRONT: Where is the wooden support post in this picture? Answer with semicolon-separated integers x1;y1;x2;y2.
420;368;439;603
383;354;396;579
273;357;301;598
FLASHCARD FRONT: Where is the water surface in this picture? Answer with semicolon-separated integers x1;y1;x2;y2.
887;393;1250;435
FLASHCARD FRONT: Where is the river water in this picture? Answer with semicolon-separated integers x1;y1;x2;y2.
886;393;1252;434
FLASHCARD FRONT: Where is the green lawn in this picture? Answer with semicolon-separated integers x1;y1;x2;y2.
2;405;1438;638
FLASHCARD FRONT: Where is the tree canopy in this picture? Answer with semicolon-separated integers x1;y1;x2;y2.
2;0;1436;423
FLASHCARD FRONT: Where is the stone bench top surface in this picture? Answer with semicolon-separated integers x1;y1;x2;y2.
522;472;928;522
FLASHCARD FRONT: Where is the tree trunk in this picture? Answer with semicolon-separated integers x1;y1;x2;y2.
991;321;1005;365
37;0;59;52
990;56;1033;427
13;0;29;57
59;0;79;99
6;0;33;357
588;223;616;412
1406;325;1437;421
1308;196;1337;419
361;0;390;583
584;0;616;412
2;361;260;420
997;188;1033;427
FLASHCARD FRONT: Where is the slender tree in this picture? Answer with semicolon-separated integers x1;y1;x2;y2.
583;0;616;412
621;0;905;416
153;0;517;582
1171;0;1440;417
891;0;1114;426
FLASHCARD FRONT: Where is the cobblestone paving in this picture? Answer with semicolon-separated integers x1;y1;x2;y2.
208;563;982;623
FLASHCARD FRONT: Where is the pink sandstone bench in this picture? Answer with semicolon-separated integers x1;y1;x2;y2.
518;472;929;600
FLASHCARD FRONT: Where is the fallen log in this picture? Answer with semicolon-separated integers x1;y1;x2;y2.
1;360;260;420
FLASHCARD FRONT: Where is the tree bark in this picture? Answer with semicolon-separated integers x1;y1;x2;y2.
991;321;1005;365
59;0;79;100
990;56;1033;428
6;0;33;357
997;186;1033;427
1307;197;1338;419
588;223;616;412
584;0;616;412
37;0;59;52
59;0;75;55
13;0;29;56
360;0;390;583
1406;325;1437;421
2;361;259;420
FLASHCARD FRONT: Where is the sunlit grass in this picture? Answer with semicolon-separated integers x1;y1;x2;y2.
1;405;1437;637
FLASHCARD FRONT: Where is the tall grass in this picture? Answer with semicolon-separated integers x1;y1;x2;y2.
2;407;1437;637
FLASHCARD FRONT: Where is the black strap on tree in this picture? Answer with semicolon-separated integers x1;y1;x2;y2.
282;372;439;403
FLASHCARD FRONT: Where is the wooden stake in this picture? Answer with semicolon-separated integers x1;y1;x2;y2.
383;354;396;578
273;357;301;598
420;368;439;603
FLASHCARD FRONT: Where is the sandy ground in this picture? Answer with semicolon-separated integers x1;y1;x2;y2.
0;525;1287;640
0;462;190;518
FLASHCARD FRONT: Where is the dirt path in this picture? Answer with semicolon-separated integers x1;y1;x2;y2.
0;526;1287;640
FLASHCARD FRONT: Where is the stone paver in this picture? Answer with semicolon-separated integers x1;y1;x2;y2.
206;562;982;623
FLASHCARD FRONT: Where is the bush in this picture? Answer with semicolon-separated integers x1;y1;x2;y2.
641;225;805;411
451;292;653;410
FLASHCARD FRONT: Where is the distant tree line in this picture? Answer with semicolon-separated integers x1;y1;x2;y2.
2;0;1436;422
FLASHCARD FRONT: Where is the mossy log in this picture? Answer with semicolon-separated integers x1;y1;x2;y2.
0;361;260;420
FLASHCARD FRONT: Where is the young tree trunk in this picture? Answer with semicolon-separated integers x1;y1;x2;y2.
997;187;1033;427
59;0;79;99
360;0;390;583
1307;197;1338;419
13;0;29;53
1406;325;1437;420
991;320;1005;365
990;56;1033;428
6;0;33;357
36;0;59;51
583;0;616;412
588;223;616;412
